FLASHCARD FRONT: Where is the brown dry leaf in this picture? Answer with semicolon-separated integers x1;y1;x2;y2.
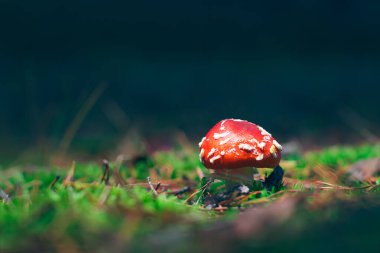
234;195;298;237
347;158;380;181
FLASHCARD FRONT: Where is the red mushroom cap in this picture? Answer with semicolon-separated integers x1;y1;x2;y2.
199;119;282;170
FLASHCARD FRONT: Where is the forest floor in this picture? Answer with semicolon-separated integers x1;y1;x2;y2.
1;142;380;253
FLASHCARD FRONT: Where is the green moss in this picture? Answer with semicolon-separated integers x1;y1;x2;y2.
304;143;380;168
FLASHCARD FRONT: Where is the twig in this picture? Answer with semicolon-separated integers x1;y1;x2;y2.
98;186;112;206
368;183;380;192
113;166;127;186
315;181;372;190
196;167;205;179
241;197;271;206
214;205;228;212
220;190;262;206
172;186;191;196
147;177;158;195
63;161;76;186
184;179;212;204
49;175;61;189
125;183;170;187
338;108;379;143
195;185;209;205
155;182;161;192
59;82;107;154
101;160;111;184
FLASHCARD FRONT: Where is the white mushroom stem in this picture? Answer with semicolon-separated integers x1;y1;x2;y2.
209;167;258;187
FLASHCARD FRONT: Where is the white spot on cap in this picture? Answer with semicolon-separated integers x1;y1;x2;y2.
199;137;206;147
213;131;230;140
207;148;216;158
250;138;259;145
220;120;226;130
270;145;277;158
256;154;264;161
199;148;205;161
257;125;272;136
273;140;283;151
221;151;225;156
219;137;232;146
238;143;255;152
263;136;271;142
209;155;221;164
228;148;236;153
258;142;266;150
231;119;244;122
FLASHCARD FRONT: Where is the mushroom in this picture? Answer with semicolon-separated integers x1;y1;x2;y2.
199;119;283;189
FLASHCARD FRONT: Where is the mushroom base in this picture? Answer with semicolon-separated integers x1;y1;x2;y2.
209;167;259;188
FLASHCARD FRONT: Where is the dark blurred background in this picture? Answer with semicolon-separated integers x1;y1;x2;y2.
1;1;380;160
